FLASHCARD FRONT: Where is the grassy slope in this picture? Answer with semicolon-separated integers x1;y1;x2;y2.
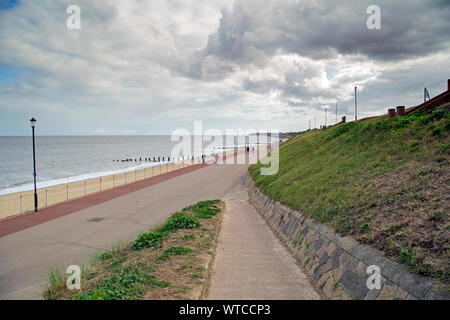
250;105;449;283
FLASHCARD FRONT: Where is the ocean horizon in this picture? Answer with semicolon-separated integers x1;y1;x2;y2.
0;135;264;195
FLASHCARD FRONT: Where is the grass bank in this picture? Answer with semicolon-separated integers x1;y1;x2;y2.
44;200;224;300
250;104;449;285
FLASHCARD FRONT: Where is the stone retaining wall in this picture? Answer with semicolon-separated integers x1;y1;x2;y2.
246;173;448;300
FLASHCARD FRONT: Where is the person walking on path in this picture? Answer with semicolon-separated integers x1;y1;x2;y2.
215;153;220;164
202;153;206;164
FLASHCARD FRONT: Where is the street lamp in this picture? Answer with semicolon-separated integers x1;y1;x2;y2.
30;117;38;212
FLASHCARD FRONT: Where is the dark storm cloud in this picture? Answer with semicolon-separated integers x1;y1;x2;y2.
185;0;450;79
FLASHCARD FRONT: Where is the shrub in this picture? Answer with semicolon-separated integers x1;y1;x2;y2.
360;223;370;234
163;212;201;231
132;231;167;250
182;200;222;219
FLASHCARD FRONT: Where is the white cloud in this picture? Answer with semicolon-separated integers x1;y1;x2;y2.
0;0;449;135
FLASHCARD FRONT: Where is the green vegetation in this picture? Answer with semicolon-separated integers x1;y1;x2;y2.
132;211;202;250
250;105;449;283
44;200;224;300
74;265;169;300
182;200;222;219
157;247;193;261
133;231;168;250
163;212;201;231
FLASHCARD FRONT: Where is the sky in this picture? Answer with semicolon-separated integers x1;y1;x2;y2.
0;0;449;136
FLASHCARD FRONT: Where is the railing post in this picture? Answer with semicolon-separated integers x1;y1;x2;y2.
84;181;87;196
100;177;102;192
113;174;115;188
46;189;48;207
66;184;69;201
20;195;23;214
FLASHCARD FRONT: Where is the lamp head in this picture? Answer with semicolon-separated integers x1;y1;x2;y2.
30;118;36;128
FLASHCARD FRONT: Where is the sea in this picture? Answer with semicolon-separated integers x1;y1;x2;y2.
0;135;264;195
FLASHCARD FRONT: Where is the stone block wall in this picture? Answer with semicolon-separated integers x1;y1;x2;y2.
246;173;448;300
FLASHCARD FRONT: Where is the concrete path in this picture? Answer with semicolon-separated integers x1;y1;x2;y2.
207;176;320;300
0;149;319;300
0;163;248;299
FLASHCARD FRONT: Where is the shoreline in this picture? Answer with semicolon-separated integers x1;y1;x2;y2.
0;144;265;196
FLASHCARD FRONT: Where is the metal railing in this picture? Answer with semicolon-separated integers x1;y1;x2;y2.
0;158;199;220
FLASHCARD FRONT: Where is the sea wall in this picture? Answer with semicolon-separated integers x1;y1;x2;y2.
246;173;448;300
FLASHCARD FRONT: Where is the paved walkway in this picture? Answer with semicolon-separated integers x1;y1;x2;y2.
0;162;247;299
207;176;320;300
0;164;206;238
0;149;319;300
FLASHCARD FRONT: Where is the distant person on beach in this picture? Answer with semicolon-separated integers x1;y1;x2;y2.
202;154;206;164
251;146;255;153
215;153;219;164
246;146;250;152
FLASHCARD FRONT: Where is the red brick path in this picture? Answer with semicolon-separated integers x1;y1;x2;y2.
0;164;207;238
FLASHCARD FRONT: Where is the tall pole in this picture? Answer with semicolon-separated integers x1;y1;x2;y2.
314;117;316;129
325;108;327;127
31;119;38;212
336;102;338;124
354;87;358;121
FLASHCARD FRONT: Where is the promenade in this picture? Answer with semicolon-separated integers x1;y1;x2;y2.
0;151;319;300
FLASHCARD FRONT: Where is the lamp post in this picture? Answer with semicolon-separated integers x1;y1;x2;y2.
30;118;38;212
